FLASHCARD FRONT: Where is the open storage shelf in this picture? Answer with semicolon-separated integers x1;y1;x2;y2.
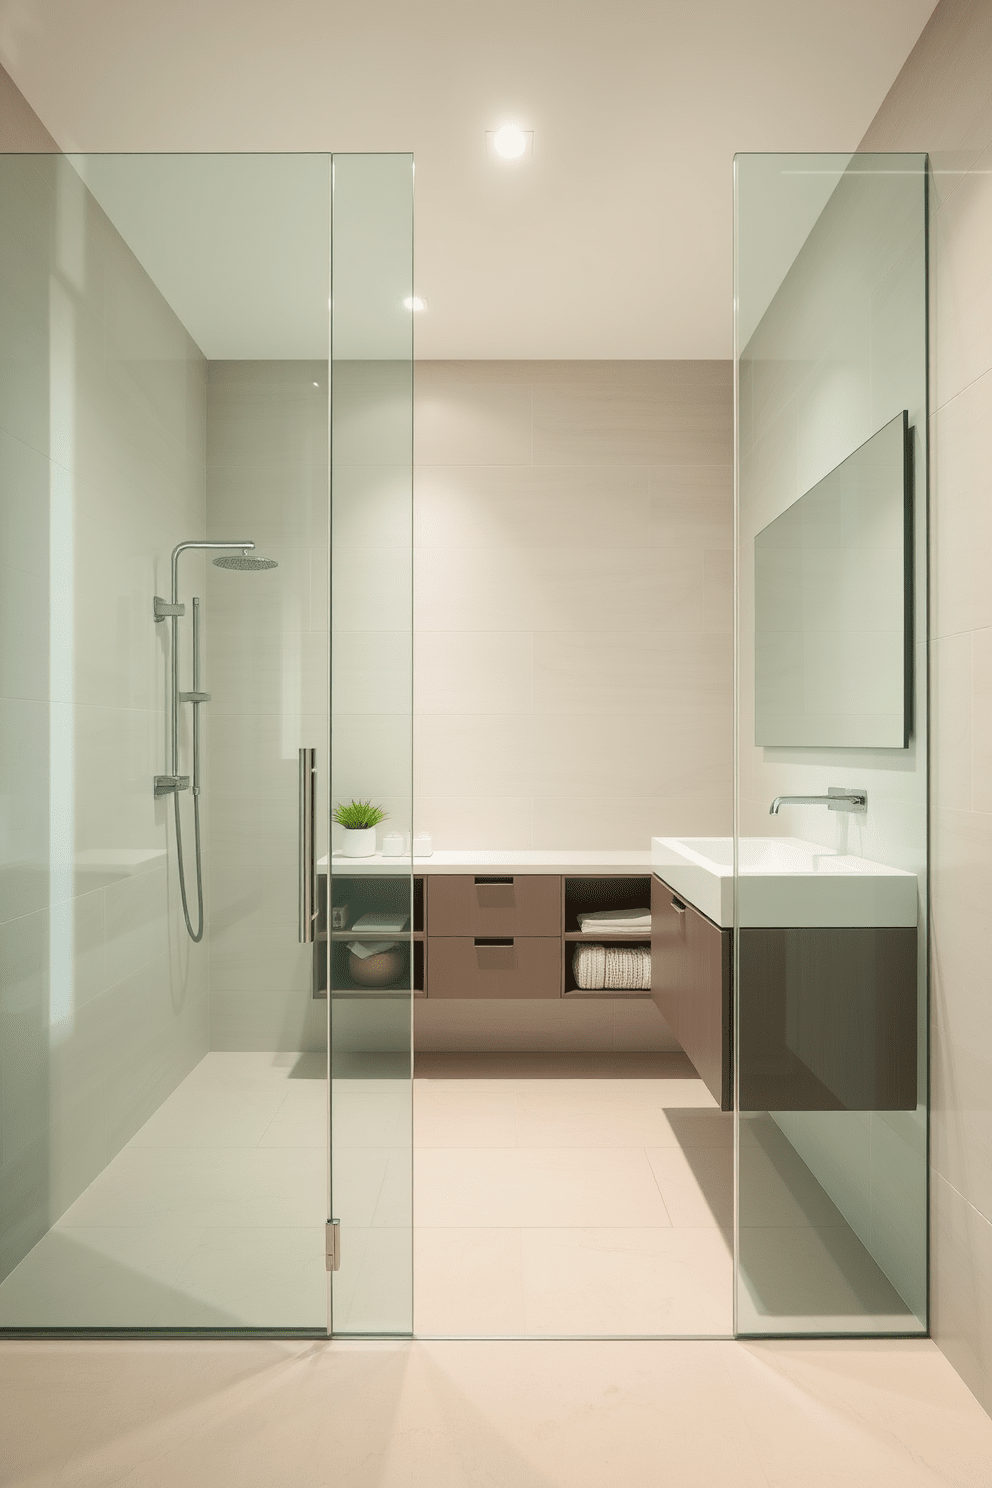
328;936;425;998
562;875;652;934
329;872;424;934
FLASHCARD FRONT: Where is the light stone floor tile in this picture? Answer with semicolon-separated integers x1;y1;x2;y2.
413;1145;674;1230
2;1336;991;1488
645;1144;735;1228
518;1227;728;1337
414;1228;526;1336
412;1075;733;1336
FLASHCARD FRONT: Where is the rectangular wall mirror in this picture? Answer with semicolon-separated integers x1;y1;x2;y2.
754;410;911;749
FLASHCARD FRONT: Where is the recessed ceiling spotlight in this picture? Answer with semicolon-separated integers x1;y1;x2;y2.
488;123;533;160
403;295;427;312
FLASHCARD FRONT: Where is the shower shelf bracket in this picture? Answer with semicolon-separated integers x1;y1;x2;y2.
179;691;211;704
153;596;185;620
154;774;190;797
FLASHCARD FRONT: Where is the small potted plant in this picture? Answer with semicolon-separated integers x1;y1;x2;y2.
334;799;388;858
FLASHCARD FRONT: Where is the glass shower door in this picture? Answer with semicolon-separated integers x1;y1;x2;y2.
733;152;928;1335
328;154;415;1334
0;151;332;1332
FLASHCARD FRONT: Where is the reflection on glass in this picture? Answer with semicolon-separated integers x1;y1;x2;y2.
0;154;331;1332
329;154;414;1336
734;152;928;1337
754;411;911;749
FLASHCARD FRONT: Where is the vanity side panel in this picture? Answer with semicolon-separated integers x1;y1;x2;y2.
651;873;731;1109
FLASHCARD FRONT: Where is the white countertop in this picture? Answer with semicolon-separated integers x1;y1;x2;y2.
652;835;919;929
318;849;654;876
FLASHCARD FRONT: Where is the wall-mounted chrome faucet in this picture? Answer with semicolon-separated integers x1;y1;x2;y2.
769;787;867;816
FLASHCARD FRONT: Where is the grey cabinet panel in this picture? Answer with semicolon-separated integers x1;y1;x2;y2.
738;927;918;1111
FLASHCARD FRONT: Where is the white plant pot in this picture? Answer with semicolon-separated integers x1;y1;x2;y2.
341;825;377;857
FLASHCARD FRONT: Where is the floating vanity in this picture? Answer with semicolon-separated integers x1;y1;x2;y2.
651;836;919;1115
316;839;920;1115
317;850;655;1003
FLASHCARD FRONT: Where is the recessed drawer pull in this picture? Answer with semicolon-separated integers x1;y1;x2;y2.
671;897;686;915
474;937;514;947
475;875;513;885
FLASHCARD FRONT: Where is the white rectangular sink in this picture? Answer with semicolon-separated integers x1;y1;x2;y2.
651;835;918;929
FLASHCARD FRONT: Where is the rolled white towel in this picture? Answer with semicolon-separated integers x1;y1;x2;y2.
573;944;652;990
573;943;606;989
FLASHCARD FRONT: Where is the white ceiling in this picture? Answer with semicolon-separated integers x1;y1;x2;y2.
0;0;938;359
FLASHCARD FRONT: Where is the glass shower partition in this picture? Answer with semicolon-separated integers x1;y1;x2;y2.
733;153;929;1335
0;152;334;1332
328;155;415;1335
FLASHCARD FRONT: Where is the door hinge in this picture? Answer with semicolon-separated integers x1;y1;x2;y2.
325;1219;341;1272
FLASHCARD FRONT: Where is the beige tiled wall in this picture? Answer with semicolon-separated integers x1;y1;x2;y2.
0;148;209;1279
413;361;734;850
205;361;329;1052
858;0;992;1418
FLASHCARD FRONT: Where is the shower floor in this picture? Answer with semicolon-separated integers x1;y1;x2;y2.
0;1053;914;1335
0;1053;329;1330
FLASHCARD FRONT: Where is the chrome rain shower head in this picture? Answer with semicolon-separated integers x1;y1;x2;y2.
212;550;278;571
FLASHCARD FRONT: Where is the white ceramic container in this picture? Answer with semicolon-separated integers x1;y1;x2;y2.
341;825;377;857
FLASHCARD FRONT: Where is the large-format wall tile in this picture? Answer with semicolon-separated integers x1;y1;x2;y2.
415;363;532;466
932;141;992;411
932;632;973;814
532;630;732;717
931;368;992;639
932;1170;992;1418
415;630;532;716
971;628;992;815
412;362;734;867
532;363;732;467
412;794;533;851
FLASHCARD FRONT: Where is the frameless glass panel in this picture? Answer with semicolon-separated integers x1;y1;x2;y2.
734;153;928;1335
329;154;414;1335
0;153;330;1331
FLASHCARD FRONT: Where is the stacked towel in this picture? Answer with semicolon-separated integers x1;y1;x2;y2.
577;907;651;934
572;943;651;991
353;912;409;933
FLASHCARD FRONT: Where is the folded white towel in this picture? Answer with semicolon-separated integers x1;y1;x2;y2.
353;912;409;933
578;908;651;932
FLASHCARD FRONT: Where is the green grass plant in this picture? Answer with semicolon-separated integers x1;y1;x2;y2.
333;799;389;830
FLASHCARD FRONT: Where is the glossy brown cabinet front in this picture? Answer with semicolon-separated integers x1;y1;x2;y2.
427;874;561;938
651;874;731;1110
427;936;561;1000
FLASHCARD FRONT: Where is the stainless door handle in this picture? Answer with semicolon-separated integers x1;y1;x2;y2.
671;897;686;915
299;748;316;944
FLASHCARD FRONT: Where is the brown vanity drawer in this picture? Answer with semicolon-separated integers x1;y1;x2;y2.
426;936;561;999
427;874;561;937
